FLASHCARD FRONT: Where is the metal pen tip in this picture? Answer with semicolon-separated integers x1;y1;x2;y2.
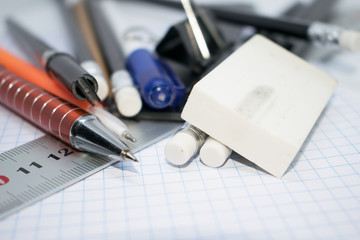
123;132;137;143
121;150;138;162
75;76;101;106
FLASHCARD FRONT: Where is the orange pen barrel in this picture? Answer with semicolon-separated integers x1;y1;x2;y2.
0;66;88;145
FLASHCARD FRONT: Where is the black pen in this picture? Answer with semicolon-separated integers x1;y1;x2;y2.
56;0;109;101
85;0;142;117
143;0;360;52
7;18;101;106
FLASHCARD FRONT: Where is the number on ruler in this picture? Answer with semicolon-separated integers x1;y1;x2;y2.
48;148;74;160
17;148;74;175
17;161;43;174
58;148;74;157
30;162;43;168
17;167;30;174
47;154;60;160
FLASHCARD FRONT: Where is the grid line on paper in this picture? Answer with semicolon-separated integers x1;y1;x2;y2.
1;86;360;239
318;126;359;201
153;139;179;239
297;148;342;238
80;177;85;240
216;167;245;238
231;160;271;237
102;169;108;240
119;161;130;240
256;168;295;239
137;151;155;239
193;159;224;237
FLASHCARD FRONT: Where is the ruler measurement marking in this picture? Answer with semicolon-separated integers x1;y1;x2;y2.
59;170;75;180
49;177;62;187
34;185;47;195
58;174;73;182
38;183;52;192
19;191;32;202
58;172;73;180
53;176;67;186
27;185;43;195
0;153;17;162
75;166;88;175
71;161;94;172
68;168;83;177
74;165;90;174
40;176;58;188
7;191;27;203
0;135;117;220
84;161;98;168
24;189;37;199
80;164;94;173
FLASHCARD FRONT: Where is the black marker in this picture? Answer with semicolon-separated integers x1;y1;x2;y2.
56;0;109;101
7;18;101;106
143;0;360;52
85;0;142;117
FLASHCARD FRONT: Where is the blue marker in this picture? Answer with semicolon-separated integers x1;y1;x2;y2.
126;49;185;109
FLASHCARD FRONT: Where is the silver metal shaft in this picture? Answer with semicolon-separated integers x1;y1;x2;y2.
70;115;138;162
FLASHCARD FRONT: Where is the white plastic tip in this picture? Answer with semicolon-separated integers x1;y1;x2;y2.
164;132;198;166
114;86;142;117
339;30;360;52
200;137;232;168
94;74;109;101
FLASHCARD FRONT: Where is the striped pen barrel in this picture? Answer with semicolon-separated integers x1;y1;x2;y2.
0;67;87;143
0;66;137;162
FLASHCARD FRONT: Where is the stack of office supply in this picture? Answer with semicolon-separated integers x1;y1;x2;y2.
1;0;360;222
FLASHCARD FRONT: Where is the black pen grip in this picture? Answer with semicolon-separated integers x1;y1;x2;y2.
46;53;99;101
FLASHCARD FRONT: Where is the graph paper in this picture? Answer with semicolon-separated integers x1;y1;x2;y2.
1;80;360;239
1;0;360;239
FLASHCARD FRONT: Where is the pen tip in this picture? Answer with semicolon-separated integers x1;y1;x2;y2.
122;150;138;162
123;132;137;142
75;76;101;106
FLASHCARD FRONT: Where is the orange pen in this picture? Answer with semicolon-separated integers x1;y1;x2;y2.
0;46;136;142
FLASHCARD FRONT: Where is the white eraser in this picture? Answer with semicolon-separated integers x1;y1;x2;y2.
114;86;142;117
200;137;232;168
93;74;109;101
181;34;337;177
164;132;198;165
339;30;360;52
81;60;109;101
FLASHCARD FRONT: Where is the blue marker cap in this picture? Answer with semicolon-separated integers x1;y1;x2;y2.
126;49;185;109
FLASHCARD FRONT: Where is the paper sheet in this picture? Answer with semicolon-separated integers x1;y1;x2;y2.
1;85;360;239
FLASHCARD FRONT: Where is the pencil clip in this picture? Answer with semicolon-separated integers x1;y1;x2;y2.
156;0;227;74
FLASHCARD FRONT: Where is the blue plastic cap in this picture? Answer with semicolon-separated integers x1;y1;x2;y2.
126;49;185;109
149;84;173;107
